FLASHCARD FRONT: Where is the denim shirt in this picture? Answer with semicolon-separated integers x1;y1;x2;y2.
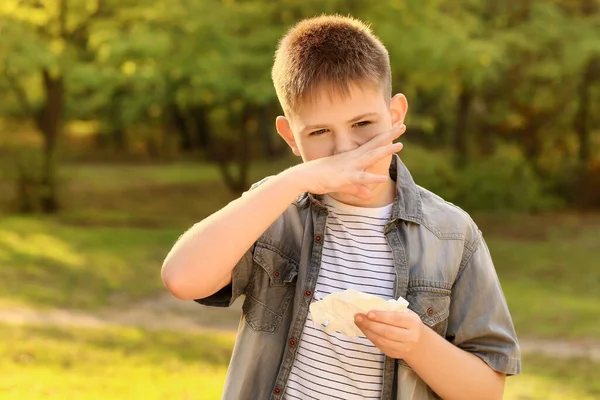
197;155;522;400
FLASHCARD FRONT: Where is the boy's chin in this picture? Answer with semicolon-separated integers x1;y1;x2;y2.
329;181;395;208
328;192;373;207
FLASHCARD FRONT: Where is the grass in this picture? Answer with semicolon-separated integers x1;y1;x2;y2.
0;323;235;400
0;161;599;340
1;323;598;400
0;160;297;309
0;217;180;309
0;159;599;400
483;213;600;339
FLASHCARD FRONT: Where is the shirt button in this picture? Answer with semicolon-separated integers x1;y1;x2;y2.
289;339;297;347
273;387;281;395
304;289;312;297
426;307;434;316
315;234;323;243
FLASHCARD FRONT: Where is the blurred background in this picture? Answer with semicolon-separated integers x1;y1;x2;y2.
0;0;598;399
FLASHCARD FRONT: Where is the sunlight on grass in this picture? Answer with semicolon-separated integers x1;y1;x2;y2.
0;162;599;342
0;326;234;400
0;324;234;400
2;324;598;400
0;229;84;268
0;217;181;309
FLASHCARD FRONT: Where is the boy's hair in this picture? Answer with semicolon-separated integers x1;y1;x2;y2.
272;14;392;116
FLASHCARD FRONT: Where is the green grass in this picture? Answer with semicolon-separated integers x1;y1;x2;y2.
0;324;235;400
0;162;599;340
1;324;598;400
0;217;180;309
484;214;600;340
0;160;296;309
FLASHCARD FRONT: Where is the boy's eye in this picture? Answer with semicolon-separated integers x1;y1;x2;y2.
309;129;327;136
354;121;371;127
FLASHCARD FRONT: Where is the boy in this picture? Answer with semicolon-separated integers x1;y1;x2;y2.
161;15;521;400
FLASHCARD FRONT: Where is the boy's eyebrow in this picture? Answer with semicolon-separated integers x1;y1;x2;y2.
299;112;379;134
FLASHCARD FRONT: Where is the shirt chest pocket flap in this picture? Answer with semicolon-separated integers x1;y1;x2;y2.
406;288;451;335
243;243;299;333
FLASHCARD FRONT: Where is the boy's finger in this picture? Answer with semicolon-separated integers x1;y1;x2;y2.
366;309;418;328
358;124;406;154
355;315;409;341
337;183;373;200
350;171;390;185
358;141;404;169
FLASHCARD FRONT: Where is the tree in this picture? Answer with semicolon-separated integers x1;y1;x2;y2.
0;0;108;212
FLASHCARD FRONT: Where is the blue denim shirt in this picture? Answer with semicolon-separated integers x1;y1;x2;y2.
197;154;521;399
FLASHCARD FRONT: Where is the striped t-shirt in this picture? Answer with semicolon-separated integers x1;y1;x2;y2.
284;195;396;400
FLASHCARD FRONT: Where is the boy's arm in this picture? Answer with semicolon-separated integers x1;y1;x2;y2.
161;170;305;300
405;234;519;399
355;231;520;400
403;325;506;400
161;126;405;301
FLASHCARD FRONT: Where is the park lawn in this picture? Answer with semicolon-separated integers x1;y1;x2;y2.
0;162;599;339
1;323;599;400
0;324;235;400
0;217;181;309
2;214;598;340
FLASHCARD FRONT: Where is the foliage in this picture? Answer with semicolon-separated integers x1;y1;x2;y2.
0;0;599;210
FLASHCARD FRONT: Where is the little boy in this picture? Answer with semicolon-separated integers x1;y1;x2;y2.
161;15;521;400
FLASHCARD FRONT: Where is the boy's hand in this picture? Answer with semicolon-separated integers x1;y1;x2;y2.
354;309;425;359
294;124;406;200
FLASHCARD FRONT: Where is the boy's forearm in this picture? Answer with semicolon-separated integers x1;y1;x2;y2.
161;166;305;300
404;326;505;400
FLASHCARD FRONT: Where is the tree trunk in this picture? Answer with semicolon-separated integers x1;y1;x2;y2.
192;105;212;149
217;104;252;195
574;57;599;168
259;104;279;160
34;69;65;213
166;104;194;152
454;84;473;168
109;87;127;151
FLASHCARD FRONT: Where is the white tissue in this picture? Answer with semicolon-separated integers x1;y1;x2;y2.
309;289;409;337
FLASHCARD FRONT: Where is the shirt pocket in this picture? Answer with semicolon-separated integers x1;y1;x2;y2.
398;287;451;371
406;287;451;337
243;243;299;333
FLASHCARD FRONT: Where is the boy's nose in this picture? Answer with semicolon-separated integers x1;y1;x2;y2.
333;134;360;155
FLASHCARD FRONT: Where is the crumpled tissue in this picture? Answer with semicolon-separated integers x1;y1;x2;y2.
309;289;409;337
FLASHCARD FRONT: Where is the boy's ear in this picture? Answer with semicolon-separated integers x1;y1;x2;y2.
390;93;408;127
276;116;301;156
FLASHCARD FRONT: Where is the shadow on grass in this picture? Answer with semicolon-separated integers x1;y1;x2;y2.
0;217;179;309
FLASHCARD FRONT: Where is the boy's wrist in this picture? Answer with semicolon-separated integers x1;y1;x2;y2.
403;322;433;366
280;163;311;195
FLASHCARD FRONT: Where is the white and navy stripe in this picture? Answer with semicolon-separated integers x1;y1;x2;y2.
284;195;395;400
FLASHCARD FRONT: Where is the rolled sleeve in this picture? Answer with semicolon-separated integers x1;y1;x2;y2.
447;230;522;376
193;178;271;308
194;244;254;307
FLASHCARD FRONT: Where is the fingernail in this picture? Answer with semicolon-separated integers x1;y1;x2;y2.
355;315;364;323
368;312;376;319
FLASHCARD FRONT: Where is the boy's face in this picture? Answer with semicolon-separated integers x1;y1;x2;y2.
276;81;408;206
